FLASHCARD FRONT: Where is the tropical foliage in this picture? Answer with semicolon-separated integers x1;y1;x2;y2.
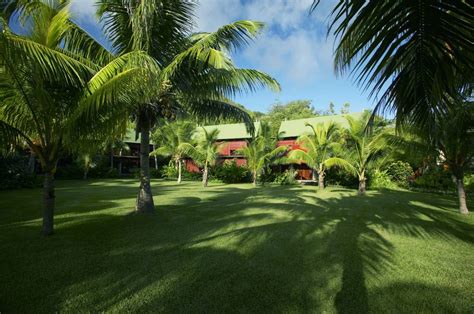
179;128;221;187
311;0;474;127
151;121;195;184
287;122;349;190
95;0;280;213
338;112;390;195
238;129;287;186
0;0;148;235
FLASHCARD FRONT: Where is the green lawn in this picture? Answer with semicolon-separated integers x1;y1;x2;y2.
0;180;473;312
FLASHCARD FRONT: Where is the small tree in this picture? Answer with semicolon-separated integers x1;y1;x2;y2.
179;128;221;187
287;122;349;190
238;135;287;187
340;112;389;195
151;121;195;184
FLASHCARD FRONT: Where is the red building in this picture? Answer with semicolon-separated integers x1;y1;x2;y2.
185;113;362;180
184;122;260;172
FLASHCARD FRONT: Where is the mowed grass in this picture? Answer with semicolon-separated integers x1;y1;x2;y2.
0;180;473;313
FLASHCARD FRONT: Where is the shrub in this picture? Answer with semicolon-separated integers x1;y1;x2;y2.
326;168;358;187
0;155;41;189
213;161;251;184
368;169;398;190
160;164;201;181
412;167;454;192
274;169;298;185
150;168;161;179
386;161;414;187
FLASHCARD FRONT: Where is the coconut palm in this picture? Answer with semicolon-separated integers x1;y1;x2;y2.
390;102;473;214
97;0;280;213
0;0;154;235
287;122;349;190
179;128;221;187
238;135;288;187
340;112;390;195
151;121;195;184
311;1;473;127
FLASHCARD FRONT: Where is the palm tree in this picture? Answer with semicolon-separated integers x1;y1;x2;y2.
311;1;473;127
0;0;152;235
340;112;389;195
287;122;349;190
97;1;281;213
151;121;195;184
238;135;287;187
391;102;473;214
179;128;221;187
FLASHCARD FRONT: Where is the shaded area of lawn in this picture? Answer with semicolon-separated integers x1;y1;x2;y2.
0;180;473;312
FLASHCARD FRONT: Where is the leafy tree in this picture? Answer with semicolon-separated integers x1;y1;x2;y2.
263;100;317;133
0;0;150;235
151;121;195;184
311;1;473;127
97;1;280;213
287;122;349;190
340;112;390;195
179;128;221;187
431;102;472;214
238;133;287;187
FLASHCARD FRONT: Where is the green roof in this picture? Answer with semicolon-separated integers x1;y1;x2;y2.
201;122;260;140
123;129;155;144
278;112;364;138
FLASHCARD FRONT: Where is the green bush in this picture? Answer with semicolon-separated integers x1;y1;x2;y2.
368;169;398;190
213;161;251;184
0;155;41;189
326;168;358;187
386;161;414;187
150;168;161;179
160;164;201;181
274;169;298;185
55;164;84;179
412;167;454;192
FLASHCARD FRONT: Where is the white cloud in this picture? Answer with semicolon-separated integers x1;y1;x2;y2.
196;0;336;82
69;0;100;24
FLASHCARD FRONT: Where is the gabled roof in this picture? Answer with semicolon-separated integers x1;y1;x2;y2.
123;129;155;144
201;122;260;140
278;112;364;138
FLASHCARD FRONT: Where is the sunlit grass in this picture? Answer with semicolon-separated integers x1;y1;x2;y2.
0;180;473;312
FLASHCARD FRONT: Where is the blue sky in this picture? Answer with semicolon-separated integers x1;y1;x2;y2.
70;0;374;114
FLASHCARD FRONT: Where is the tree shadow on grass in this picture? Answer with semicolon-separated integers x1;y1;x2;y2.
0;184;472;312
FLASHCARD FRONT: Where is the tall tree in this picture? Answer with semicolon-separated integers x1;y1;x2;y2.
179;128;221;187
151;121;195;184
0;0;151;235
97;0;280;213
311;1;473;127
287;122;349;190
263;100;317;134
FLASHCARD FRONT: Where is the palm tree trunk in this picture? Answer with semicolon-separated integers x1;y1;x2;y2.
135;125;155;214
153;145;158;170
455;175;469;214
358;177;366;196
42;169;55;236
202;163;209;187
118;149;123;175
110;146;114;170
318;171;325;190
177;159;182;184
28;151;36;174
252;171;257;187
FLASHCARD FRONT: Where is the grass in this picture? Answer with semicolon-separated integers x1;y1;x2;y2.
0;179;473;313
